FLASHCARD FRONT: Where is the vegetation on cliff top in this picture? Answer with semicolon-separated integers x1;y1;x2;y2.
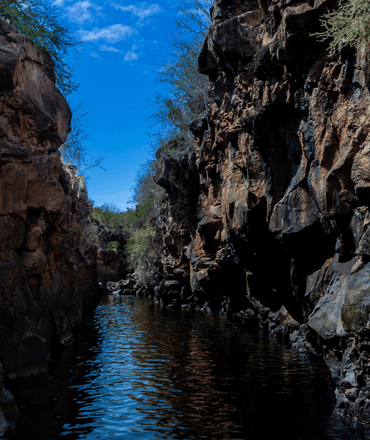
315;0;370;54
0;0;78;96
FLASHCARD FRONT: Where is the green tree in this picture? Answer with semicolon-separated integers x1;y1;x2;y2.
315;0;370;55
92;203;124;229
92;202;154;234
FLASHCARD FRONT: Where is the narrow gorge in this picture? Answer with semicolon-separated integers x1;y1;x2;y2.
1;0;370;436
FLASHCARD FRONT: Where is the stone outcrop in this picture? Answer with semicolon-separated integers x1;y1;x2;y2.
97;248;126;285
154;0;370;424
0;19;101;432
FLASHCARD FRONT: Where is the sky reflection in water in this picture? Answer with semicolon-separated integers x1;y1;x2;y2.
12;296;370;439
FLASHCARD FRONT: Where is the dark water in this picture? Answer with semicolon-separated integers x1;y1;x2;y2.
10;296;370;439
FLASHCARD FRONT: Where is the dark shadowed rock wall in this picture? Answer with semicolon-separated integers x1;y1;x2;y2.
0;20;101;435
154;0;370;424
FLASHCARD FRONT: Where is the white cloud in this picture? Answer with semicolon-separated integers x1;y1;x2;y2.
124;50;139;61
66;1;103;24
79;24;135;43
112;2;162;21
100;45;122;53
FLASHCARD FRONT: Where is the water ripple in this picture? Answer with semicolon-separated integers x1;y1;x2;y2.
11;296;370;440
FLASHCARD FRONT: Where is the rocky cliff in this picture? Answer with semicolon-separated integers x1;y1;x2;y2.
0;20;101;435
154;0;370;424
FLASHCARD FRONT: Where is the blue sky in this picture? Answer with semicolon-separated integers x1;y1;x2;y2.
53;0;182;210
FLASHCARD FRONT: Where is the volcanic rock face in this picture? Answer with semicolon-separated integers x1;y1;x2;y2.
155;0;370;423
0;19;101;430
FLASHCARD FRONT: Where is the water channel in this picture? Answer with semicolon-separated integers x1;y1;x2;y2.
9;296;370;439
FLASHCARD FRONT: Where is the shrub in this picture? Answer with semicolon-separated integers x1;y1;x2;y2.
314;0;370;55
125;224;156;285
107;241;119;251
78;223;101;255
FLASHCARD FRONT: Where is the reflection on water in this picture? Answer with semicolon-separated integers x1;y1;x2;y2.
11;296;370;439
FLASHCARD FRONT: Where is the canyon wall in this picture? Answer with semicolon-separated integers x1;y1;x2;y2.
154;0;370;424
0;20;101;435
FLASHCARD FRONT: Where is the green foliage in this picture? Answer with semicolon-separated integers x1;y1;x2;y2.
92;201;155;234
314;0;370;55
107;241;119;251
0;0;80;96
92;204;125;229
125;200;155;228
125;223;155;284
92;200;159;284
